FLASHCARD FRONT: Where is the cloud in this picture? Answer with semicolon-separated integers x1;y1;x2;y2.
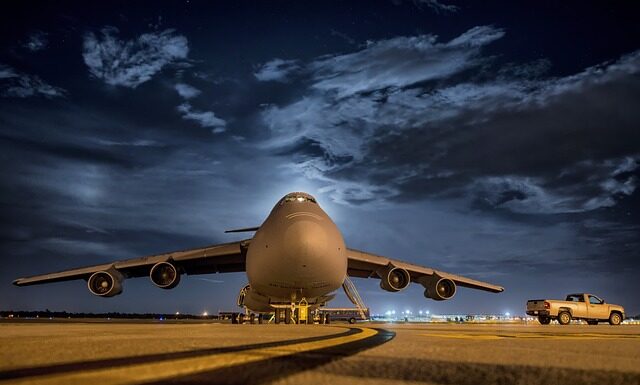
309;26;504;97
414;0;459;13
470;156;639;214
0;64;17;78
174;82;201;99
0;64;66;98
256;26;640;213
23;31;48;52
82;26;189;88
177;103;226;133
392;0;459;14
254;58;301;82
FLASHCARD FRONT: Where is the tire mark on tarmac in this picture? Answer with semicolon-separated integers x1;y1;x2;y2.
0;327;395;385
144;328;395;385
420;332;640;340
0;327;359;381
316;356;640;385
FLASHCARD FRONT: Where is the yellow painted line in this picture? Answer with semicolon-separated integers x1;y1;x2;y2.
421;332;639;340
2;327;378;385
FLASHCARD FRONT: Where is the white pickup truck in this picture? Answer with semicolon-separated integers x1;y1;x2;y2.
526;293;625;325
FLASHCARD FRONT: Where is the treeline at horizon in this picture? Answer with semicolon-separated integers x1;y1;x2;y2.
0;309;221;319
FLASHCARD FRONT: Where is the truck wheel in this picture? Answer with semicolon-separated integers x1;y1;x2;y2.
557;311;572;325
538;316;551;325
609;312;622;326
587;320;598;325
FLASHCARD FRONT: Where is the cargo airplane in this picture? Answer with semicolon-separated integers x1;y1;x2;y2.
14;192;503;322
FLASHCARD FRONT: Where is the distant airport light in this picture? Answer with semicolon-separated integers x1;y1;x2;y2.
175;311;180;315
505;312;510;317
419;310;423;315
391;310;396;315
426;310;430;315
202;311;208;317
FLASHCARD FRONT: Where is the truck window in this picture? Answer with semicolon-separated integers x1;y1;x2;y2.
588;296;603;305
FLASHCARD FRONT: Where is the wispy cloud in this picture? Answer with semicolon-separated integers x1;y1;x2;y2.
82;26;189;88
0;63;66;98
471;156;639;214
174;82;201;99
309;26;504;97
414;0;459;14
256;26;640;214
254;58;301;82
177;102;226;133
23;31;49;52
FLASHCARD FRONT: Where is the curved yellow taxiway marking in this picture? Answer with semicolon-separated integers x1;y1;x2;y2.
2;327;378;385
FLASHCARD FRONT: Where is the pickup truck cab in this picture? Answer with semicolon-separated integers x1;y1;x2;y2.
526;293;625;325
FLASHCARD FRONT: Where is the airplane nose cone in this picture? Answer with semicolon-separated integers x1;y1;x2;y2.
283;220;329;266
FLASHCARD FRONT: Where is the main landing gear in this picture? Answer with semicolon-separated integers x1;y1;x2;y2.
231;308;264;324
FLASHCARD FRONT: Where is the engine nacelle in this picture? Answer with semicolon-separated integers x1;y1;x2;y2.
378;264;411;292
150;261;181;289
237;284;271;312
422;274;456;301
87;269;123;297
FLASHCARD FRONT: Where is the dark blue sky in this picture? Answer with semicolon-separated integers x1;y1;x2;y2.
1;1;639;316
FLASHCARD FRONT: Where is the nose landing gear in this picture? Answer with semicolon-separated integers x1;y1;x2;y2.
269;298;313;324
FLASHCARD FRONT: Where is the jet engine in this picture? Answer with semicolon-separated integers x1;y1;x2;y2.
87;269;123;297
237;284;271;312
150;262;181;289
378;264;411;292
422;274;456;301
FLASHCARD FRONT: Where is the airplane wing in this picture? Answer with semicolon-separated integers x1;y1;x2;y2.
346;248;504;296
13;240;250;287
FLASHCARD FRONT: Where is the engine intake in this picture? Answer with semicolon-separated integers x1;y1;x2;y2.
150;262;180;289
378;264;411;292
87;270;123;297
422;275;456;301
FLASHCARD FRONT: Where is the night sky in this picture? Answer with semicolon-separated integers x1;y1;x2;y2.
1;1;639;316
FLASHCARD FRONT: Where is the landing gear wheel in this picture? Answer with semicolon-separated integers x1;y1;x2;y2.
348;317;356;324
587;320;598;325
250;313;255;324
285;308;292;324
238;314;245;324
324;314;330;324
557;311;572;325
275;309;281;324
538;316;551;325
258;314;263;324
609;313;622;326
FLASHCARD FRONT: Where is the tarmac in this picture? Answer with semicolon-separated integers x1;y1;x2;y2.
1;320;639;385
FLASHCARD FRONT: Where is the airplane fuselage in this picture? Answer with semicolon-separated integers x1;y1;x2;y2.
245;193;347;310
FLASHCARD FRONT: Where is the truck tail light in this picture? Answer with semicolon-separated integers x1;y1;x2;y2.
544;301;550;309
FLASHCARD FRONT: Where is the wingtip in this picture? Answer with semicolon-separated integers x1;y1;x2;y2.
12;279;22;286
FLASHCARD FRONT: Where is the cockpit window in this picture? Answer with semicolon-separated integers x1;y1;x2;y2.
281;194;317;204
